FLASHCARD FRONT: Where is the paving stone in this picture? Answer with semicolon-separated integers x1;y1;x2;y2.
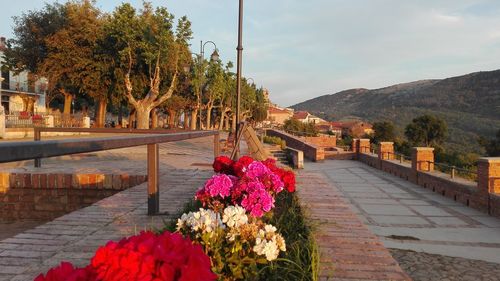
360;204;416;216
427;216;468;226
371;215;430;226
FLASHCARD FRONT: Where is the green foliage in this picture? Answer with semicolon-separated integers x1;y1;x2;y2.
258;192;319;281
251;104;268;123
404;115;447;147
4;2;68;73
283;119;318;137
478;129;500;157
371;121;396;144
264;136;286;149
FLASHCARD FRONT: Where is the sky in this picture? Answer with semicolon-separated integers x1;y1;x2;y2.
1;0;500;107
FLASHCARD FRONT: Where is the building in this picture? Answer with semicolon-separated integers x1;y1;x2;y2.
266;106;293;126
340;121;374;138
292;111;325;124
0;37;47;114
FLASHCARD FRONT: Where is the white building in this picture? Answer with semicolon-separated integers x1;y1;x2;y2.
0;37;47;114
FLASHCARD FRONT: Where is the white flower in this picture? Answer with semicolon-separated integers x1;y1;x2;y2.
177;208;224;234
252;223;286;261
222;205;248;228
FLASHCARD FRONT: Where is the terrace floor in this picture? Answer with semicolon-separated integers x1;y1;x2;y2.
305;160;500;280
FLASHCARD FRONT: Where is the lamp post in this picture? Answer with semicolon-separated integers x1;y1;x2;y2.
199;41;219;130
234;0;244;159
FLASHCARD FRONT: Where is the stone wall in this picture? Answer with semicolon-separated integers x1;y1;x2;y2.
0;172;146;221
353;143;500;218
303;135;336;148
266;129;324;161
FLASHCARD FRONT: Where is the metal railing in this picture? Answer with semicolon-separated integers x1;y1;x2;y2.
5;112;84;128
0;130;220;215
418;160;477;181
381;151;412;164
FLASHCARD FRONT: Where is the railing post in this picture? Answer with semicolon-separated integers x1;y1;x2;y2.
214;132;220;158
34;128;41;168
451;166;455;179
147;143;159;215
411;147;434;172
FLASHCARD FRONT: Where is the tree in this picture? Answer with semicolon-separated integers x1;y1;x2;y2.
40;0;110;124
103;3;189;129
404;115;447;147
479;129;500;156
204;60;225;129
372;121;396;144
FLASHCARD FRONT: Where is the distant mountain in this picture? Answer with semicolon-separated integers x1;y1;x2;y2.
292;70;500;154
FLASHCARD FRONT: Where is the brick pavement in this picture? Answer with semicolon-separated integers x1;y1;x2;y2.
298;171;411;280
0;168;212;281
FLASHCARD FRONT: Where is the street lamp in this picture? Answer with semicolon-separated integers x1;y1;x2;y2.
234;0;244;159
246;77;254;86
198;40;218;130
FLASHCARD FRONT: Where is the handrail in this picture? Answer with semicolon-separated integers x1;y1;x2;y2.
417;160;477;181
384;151;411;163
33;128;196;167
284;129;318;137
0;130;220;215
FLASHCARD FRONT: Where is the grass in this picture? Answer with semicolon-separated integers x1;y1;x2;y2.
258;192;319;281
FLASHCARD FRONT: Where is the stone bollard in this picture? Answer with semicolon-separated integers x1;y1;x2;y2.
358;139;371;154
412;147;434;172
379;142;395;160
477;158;500;194
83;117;91;128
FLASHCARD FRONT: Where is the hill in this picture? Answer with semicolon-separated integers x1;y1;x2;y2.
291;70;500;154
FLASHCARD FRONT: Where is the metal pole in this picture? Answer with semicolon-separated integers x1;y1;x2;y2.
199;41;203;131
234;0;244;160
214;132;220;158
34;128;41;167
147;143;159;215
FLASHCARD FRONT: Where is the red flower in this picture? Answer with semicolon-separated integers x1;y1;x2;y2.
232;155;255;177
36;231;216;281
34;262;95;281
212;156;234;174
282;170;296;192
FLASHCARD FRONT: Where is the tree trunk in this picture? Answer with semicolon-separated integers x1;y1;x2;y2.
182;111;188;129
225;114;230;130
151;109;158;128
136;105;152;129
231;114;237;132
63;93;73;115
219;111;225;131
206;105;213;130
128;109;136;128
168;110;176;128
190;109;198;130
95;99;107;128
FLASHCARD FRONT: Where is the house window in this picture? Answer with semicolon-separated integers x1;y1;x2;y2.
1;95;9;113
1;70;9;90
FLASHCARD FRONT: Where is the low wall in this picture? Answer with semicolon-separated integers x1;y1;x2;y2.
0;172;146;221
266;129;324;162
285;147;304;169
3;128;90;139
356;152;498;218
325;152;355;160
303;135;336;148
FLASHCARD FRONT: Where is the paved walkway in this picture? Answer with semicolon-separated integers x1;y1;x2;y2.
306;160;500;280
298;171;410;280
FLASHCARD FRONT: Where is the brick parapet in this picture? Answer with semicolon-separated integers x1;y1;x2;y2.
0;172;146;221
378;142;394;160
266;129;324;161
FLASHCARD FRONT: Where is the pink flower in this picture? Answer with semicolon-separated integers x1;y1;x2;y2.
240;181;275;217
204;174;235;198
246;161;270;178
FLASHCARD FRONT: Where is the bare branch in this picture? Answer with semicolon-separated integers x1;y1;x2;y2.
152;70;178;107
124;48;138;107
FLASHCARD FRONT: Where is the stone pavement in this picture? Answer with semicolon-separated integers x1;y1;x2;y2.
298;171;410;280
305;160;500;280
